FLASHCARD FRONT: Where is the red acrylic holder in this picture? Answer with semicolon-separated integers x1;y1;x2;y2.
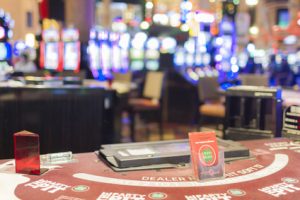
189;131;224;181
14;131;41;175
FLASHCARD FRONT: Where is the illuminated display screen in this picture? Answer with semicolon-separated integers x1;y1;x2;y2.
145;50;159;59
43;29;60;42
174;48;185;66
0;27;5;40
174;53;185;66
203;54;211;65
119;33;130;49
45;43;59;70
120;50;129;70
287;54;297;65
0;43;8;60
161;37;176;53
238;52;248;68
221;21;234;34
186;54;194;66
64;43;79;70
222;36;233;50
130;49;144;60
131;60;144;71
101;43;111;70
277;9;290;28
184;39;195;54
88;41;100;69
62;29;79;42
145;60;159;71
146;38;159;50
195;54;202;65
112;46;121;70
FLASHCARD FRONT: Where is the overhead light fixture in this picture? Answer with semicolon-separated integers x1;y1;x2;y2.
249;26;259;35
140;21;150;30
246;0;259;6
180;24;189;32
247;43;256;53
25;33;36;48
145;1;153;10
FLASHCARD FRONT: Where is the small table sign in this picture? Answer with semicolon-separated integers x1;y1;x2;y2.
189;131;224;181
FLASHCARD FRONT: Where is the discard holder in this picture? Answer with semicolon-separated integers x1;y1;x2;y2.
14;130;43;175
282;105;300;139
189;131;224;181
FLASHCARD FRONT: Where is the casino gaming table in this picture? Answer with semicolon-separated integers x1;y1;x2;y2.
1;138;300;200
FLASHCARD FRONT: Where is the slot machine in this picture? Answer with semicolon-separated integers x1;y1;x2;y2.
110;32;121;72
160;37;177;71
12;40;28;68
184;38;196;68
237;51;248;70
88;29;100;78
13;41;26;58
40;29;62;72
62;28;80;72
194;11;214;69
174;46;185;69
195;32;212;68
145;37;160;71
118;33;130;72
98;30;111;76
184;38;198;82
130;32;147;71
195;33;205;67
216;19;237;82
0;11;13;72
202;53;211;67
0;26;12;64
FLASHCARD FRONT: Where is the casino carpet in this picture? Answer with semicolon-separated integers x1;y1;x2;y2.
120;113;223;142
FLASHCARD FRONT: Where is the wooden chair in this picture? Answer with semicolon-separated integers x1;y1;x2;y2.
197;76;225;131
127;71;164;142
112;72;132;84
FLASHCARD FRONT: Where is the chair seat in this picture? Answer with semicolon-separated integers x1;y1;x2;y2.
129;98;160;111
199;102;225;118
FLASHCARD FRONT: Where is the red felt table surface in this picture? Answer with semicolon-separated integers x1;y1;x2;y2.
1;138;300;200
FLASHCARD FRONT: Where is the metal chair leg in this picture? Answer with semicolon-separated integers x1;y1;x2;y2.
158;109;163;140
129;111;135;142
198;114;203;131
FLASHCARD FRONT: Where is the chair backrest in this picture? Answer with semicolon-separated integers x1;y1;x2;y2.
112;72;132;84
198;76;220;102
143;71;164;100
239;74;269;86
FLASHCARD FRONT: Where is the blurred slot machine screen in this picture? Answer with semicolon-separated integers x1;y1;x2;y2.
45;43;59;70
64;43;79;70
0;43;8;60
101;43;111;70
145;60;159;71
131;61;144;71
